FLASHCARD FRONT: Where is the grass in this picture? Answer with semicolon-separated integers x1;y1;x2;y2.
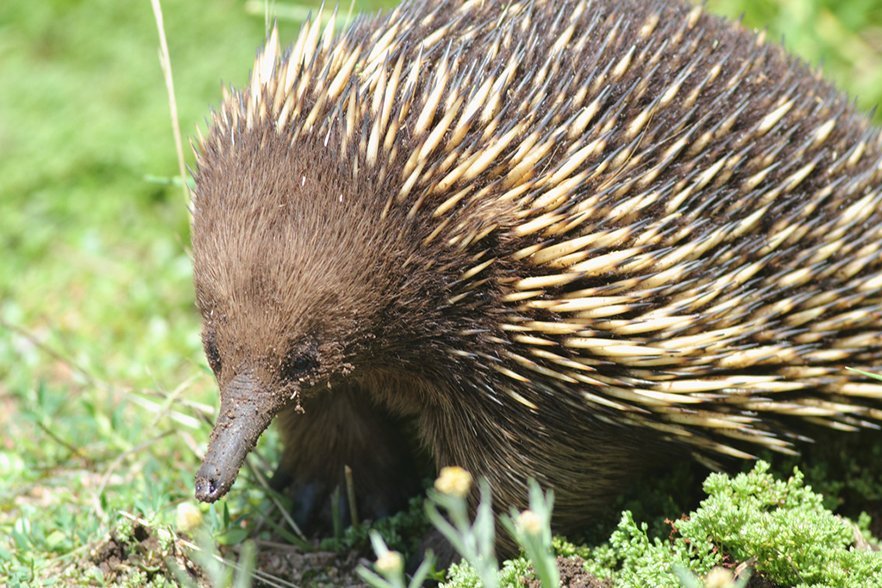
2;0;882;585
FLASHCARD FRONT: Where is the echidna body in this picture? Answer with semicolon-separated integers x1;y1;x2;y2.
192;0;882;539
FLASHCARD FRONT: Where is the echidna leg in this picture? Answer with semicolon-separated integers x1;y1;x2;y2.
272;384;428;533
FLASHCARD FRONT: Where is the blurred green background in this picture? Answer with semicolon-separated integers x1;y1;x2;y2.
1;0;881;583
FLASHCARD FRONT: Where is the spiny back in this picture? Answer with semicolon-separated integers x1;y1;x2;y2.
196;0;882;462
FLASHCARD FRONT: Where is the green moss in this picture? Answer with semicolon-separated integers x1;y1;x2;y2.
319;493;431;557
442;557;534;588
679;463;882;586
580;462;882;587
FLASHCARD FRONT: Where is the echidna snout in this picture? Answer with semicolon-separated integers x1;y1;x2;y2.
195;372;284;503
192;0;882;545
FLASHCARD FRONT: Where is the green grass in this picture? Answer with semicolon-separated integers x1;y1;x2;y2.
2;0;882;585
0;1;321;584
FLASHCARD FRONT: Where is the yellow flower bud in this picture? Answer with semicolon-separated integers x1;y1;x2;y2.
516;509;542;536
704;567;735;588
434;466;473;498
375;550;404;575
175;502;203;533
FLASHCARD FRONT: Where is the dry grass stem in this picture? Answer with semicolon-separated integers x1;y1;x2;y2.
150;0;190;204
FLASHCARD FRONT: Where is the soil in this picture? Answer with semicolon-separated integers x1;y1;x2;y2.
524;555;612;588
76;517;375;586
87;519;205;585
254;543;369;586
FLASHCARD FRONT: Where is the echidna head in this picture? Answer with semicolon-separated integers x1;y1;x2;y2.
190;128;399;502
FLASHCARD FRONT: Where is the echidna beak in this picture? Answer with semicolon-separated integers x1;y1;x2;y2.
195;372;288;503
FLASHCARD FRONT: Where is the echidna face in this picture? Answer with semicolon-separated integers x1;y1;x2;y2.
190;129;388;502
192;294;331;503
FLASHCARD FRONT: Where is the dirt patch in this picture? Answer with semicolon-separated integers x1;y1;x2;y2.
81;520;204;585
746;572;779;588
524;555;612;588
64;518;377;587
256;544;369;587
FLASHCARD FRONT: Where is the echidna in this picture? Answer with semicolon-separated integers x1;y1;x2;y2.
191;0;882;542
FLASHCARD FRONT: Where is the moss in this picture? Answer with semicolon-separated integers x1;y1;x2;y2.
579;462;882;587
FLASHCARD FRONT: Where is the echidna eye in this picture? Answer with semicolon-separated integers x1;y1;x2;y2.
280;350;318;382
205;336;222;375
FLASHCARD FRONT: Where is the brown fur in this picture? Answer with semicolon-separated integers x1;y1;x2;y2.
192;0;882;549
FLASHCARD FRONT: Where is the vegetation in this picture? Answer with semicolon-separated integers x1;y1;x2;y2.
2;0;882;585
435;462;882;588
